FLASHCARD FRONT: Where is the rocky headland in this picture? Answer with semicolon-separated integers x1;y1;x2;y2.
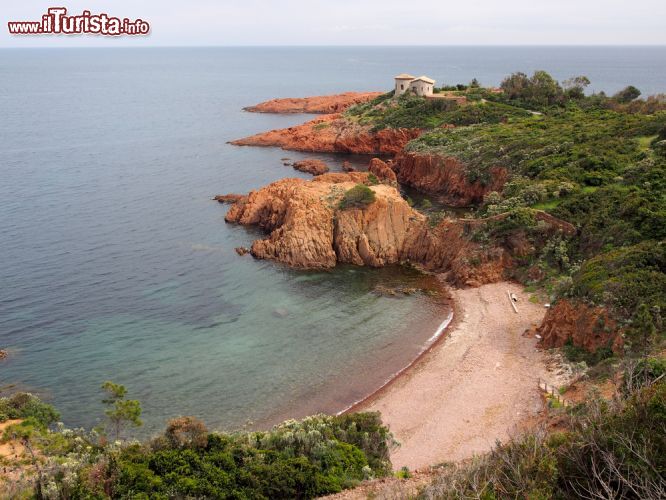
243;91;383;114
230;114;422;155
221;165;571;288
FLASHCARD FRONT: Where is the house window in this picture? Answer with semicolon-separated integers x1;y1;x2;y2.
400;84;404;90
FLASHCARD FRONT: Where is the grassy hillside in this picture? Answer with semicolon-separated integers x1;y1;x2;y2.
372;73;666;359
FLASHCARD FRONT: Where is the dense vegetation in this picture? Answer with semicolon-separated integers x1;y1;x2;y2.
1;386;394;499
346;92;531;131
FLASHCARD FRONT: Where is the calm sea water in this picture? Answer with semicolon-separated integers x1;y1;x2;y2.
1;46;665;433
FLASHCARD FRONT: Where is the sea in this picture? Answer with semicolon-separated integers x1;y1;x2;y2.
1;46;665;433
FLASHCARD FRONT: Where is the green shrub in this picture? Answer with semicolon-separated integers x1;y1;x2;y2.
0;393;60;427
339;184;376;209
563;339;613;366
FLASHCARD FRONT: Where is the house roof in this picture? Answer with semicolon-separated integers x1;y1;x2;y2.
394;73;416;80
412;75;435;84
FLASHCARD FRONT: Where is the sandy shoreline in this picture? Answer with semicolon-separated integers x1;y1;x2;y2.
355;281;549;471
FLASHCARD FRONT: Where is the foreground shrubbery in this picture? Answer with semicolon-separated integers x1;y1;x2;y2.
4;408;393;499
420;371;666;499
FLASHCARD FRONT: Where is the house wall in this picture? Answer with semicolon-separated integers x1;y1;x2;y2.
410;82;433;96
395;79;411;95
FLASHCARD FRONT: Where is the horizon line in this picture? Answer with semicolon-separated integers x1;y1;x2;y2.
2;43;666;49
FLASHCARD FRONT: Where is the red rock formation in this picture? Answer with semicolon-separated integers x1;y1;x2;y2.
403;219;510;287
231;114;422;155
223;173;515;284
392;152;508;206
225;174;425;269
292;159;329;176
368;158;397;186
214;194;246;204
537;300;623;354
243;92;383;114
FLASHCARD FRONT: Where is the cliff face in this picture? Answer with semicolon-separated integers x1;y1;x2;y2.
392;152;508;206
243;92;383;114
537;300;623;354
403;220;510;287
231;115;422;155
367;158;397;187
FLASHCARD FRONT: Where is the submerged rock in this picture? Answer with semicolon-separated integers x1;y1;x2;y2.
214;194;246;204
272;308;289;318
342;161;355;172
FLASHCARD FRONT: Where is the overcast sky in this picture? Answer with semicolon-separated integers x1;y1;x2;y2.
2;0;665;47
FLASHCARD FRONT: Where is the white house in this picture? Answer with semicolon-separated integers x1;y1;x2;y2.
394;74;436;97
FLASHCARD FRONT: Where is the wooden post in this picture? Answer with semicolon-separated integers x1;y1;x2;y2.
507;291;518;314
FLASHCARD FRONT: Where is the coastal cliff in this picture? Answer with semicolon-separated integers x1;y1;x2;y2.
243;92;383;114
392;152;508;206
230;114;422;155
537;300;624;354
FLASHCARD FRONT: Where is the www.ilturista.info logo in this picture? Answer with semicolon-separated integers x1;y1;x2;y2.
8;7;150;36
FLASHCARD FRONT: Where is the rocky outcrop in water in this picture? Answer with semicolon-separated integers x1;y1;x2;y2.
225;173;424;269
392;152;508;206
230;114;422;155
292;159;329;176
243;92;383;114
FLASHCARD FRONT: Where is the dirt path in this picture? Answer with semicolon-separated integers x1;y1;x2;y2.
359;281;549;471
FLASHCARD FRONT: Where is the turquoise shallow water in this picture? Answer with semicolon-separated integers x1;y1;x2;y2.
1;46;665;434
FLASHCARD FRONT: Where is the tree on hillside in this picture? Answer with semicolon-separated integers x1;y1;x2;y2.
500;70;563;108
528;70;563;107
613;85;642;103
500;72;530;100
100;381;142;441
563;75;591;99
